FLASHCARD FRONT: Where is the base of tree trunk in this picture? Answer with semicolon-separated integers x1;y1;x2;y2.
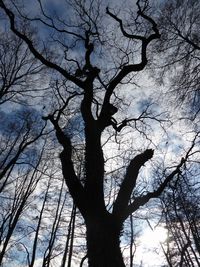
86;214;125;267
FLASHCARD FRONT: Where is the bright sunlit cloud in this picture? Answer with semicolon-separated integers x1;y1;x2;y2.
133;226;168;267
140;226;167;246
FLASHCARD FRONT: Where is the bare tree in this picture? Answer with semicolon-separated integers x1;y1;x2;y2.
0;30;44;105
0;148;45;265
0;0;199;266
151;0;200;118
0;107;46;191
160;162;200;267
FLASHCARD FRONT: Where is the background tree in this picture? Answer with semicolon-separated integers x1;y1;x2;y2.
151;0;200;119
0;140;45;265
148;1;200;264
160;169;200;267
158;137;200;267
0;30;44;105
0;107;45;191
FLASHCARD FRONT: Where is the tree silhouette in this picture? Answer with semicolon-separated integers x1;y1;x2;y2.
0;0;199;266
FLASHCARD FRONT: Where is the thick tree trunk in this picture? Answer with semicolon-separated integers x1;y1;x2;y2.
86;214;125;267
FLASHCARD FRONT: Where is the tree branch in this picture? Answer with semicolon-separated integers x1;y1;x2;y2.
44;115;88;217
0;122;46;181
113;149;154;220
104;4;160;104
125;158;187;218
106;7;145;41
0;1;85;89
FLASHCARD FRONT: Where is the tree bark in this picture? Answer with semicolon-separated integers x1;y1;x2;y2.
85;213;125;267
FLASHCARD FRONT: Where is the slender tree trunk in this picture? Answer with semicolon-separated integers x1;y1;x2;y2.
129;214;134;267
85;213;125;267
61;204;74;267
67;205;76;267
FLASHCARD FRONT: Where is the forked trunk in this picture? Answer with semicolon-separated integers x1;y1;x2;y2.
86;214;125;267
